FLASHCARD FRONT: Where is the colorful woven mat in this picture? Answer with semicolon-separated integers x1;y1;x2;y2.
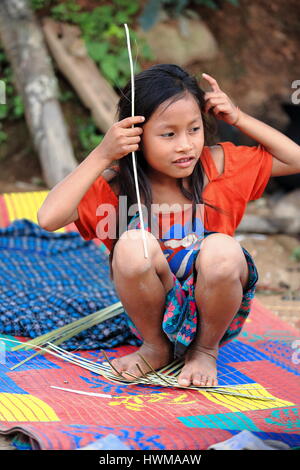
0;190;107;252
0;191;299;450
0;301;299;450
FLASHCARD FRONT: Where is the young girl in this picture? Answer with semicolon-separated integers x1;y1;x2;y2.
38;64;300;388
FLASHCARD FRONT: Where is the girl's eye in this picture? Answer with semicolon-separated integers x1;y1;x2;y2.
161;127;200;137
161;132;174;137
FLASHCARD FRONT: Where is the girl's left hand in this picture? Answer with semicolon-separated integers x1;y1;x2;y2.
202;73;240;126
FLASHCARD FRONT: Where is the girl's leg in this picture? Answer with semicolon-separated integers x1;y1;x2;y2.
177;233;250;387
110;229;175;379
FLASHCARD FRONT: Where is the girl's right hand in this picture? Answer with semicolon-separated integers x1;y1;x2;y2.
98;115;145;162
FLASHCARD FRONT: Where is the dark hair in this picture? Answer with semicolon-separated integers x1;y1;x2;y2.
108;63;229;280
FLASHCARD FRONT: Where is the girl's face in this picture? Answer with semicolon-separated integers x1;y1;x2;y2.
140;92;204;186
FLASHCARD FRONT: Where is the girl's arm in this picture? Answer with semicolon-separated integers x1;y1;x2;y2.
202;73;300;177
37;115;145;232
37;148;113;232
234;110;300;176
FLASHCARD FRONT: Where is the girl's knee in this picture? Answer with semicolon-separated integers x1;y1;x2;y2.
112;229;159;277
195;233;245;283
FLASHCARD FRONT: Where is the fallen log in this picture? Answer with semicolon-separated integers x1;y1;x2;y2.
42;17;119;133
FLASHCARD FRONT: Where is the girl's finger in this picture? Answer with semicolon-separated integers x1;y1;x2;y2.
124;136;141;144
204;91;225;100
205;98;227;113
206;103;230;115
123;126;144;136
118;115;145;127
124;143;140;152
213;104;230;115
213;105;223;114
202;73;221;93
205;97;226;106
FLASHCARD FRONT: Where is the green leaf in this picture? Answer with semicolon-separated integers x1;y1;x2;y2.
30;0;52;10
0;105;8;119
101;57;119;83
90;134;103;147
113;0;140;15
103;24;124;40
291;246;300;262
0;128;7;144
58;89;75;102
114;11;130;25
51;1;81;21
86;41;109;62
141;42;155;61
194;0;218;9
12;95;24;118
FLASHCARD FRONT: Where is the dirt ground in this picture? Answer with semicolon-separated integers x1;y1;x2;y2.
190;0;300;133
243;238;300;331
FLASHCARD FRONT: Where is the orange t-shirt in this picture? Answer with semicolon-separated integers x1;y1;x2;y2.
74;141;273;252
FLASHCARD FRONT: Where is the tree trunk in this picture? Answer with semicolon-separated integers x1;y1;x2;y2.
0;0;77;188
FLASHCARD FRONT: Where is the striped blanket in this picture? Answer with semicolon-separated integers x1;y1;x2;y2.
0;218;139;350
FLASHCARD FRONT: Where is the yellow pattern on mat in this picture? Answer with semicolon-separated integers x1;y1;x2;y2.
0;393;60;422
3;192;65;233
198;383;294;413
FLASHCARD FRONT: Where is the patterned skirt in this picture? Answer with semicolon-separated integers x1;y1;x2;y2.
126;232;259;359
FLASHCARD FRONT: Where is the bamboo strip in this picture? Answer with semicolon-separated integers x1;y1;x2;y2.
124;23;148;259
0;337;276;400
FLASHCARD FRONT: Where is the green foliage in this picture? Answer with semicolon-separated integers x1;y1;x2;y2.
58;89;76;102
50;1;81;21
31;0;53;9
0;123;7;145
76;116;104;156
48;1;151;88
291;246;300;262
0;46;25;145
0;49;24;121
139;0;239;30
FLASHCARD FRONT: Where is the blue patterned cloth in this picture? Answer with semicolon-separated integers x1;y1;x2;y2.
0;219;140;350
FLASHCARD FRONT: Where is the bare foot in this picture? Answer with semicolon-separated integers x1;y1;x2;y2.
109;340;174;380
177;345;218;387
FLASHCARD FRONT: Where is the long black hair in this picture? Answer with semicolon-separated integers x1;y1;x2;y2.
108;64;229;280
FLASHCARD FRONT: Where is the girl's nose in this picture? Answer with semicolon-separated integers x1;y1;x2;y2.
176;135;193;152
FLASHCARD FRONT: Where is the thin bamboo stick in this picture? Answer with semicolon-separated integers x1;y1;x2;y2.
124;23;148;259
50;386;113;398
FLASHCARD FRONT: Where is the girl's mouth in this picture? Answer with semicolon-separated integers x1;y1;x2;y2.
172;157;195;167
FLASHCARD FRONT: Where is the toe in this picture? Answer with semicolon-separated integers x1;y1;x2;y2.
212;377;218;387
204;375;218;387
191;374;203;387
110;358;125;375
199;375;208;387
205;375;214;387
177;373;191;387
